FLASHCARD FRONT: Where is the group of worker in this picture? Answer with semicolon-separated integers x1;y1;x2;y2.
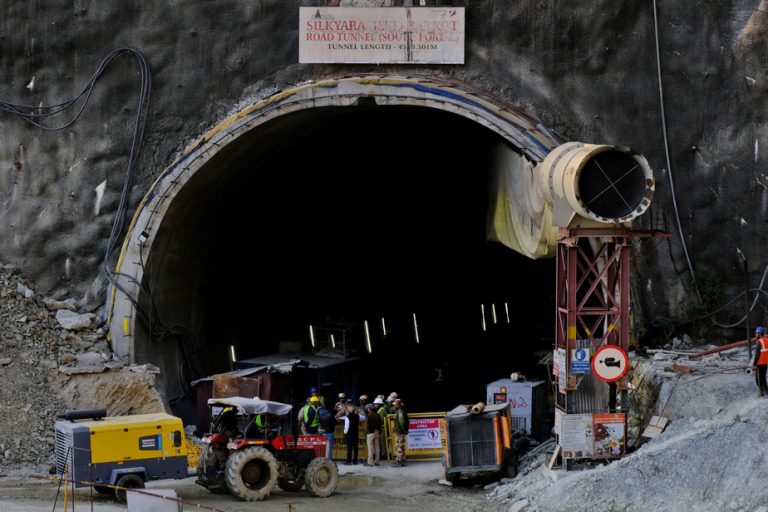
297;389;409;467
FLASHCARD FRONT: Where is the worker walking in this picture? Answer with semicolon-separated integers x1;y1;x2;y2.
752;326;768;397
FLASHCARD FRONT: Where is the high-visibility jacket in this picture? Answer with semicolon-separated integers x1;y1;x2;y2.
304;404;320;431
757;336;768;365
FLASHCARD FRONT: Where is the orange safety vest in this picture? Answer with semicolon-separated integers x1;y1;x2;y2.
758;337;768;365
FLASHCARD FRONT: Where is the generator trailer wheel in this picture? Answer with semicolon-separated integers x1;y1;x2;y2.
114;473;144;503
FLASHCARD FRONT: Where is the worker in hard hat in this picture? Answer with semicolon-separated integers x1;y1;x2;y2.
334;393;347;414
751;326;768;396
304;396;322;434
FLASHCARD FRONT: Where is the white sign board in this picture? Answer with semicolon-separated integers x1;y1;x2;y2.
299;7;465;64
560;413;594;456
555;348;567;393
406;418;442;449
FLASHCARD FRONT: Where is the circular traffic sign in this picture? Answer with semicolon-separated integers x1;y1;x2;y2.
591;345;629;383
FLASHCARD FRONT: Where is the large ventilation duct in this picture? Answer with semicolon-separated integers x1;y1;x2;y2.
538;142;655;227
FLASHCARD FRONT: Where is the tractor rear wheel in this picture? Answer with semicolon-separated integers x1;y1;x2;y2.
225;446;278;501
305;457;338;497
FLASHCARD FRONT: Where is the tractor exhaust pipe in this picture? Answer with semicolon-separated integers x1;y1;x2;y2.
538;142;655;227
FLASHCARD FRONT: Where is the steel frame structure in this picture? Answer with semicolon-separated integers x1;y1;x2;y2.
553;228;668;468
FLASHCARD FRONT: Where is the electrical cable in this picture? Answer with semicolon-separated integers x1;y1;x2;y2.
651;0;701;302
1;48;152;317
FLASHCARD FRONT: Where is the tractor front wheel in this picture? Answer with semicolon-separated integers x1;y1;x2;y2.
225;446;278;501
305;457;338;497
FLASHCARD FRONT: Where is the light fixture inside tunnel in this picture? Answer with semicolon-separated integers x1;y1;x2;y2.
330;333;336;349
230;345;237;363
309;325;316;348
364;320;372;353
381;317;387;337
412;313;420;344
505;302;510;324
492;303;497;324
481;304;487;331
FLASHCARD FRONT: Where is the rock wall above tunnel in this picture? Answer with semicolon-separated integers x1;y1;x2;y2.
2;1;768;336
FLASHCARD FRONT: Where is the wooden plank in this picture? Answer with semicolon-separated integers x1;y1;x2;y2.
641;415;669;438
548;445;561;470
671;363;694;374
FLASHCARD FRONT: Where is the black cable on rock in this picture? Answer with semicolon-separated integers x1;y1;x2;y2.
1;48;152;320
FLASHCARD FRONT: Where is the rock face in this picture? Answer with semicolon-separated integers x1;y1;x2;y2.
1;1;767;329
0;265;165;470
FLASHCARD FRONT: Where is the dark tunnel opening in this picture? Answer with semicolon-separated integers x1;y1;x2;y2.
142;105;555;420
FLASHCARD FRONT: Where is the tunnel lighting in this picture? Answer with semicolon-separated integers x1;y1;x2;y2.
309;325;316;348
230;345;237;363
330;333;336;349
505;302;510;324
381;317;387;337
364;320;372;353
491;303;497;324
481;304;487;331
412;313;420;344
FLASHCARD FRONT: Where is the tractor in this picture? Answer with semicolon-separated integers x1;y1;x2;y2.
196;396;338;501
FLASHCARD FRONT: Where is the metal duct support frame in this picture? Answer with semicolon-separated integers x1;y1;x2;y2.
538;142;655;227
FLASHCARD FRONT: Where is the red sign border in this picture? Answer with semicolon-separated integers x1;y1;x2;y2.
591;345;629;383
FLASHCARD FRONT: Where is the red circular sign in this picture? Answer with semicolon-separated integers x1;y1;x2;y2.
591;345;629;383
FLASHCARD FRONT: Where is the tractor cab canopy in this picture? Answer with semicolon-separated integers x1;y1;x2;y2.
207;396;293;417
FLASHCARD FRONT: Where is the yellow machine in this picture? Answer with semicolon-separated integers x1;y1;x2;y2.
54;409;190;502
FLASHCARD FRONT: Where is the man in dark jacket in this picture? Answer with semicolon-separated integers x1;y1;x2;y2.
337;400;360;465
364;403;382;466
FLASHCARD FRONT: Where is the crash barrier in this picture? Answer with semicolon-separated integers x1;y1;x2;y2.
331;412;446;462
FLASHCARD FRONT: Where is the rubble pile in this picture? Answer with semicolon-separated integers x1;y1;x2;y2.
0;264;164;470
489;343;768;512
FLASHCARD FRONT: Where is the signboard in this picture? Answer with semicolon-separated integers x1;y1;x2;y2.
555;348;567;393
591;345;629;383
559;413;594;458
299;7;465;64
593;413;625;458
407;417;442;449
571;347;591;374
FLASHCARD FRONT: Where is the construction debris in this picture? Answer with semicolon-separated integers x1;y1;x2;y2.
0;264;164;470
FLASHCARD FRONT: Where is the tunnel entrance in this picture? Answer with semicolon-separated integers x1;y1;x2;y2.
110;76;561;417
200;106;554;410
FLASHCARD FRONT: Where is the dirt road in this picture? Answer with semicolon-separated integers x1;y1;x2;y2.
0;461;498;512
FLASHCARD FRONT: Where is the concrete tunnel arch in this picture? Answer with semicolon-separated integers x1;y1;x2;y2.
107;74;566;405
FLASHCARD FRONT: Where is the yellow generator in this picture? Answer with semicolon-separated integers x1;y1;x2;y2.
54;408;190;502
